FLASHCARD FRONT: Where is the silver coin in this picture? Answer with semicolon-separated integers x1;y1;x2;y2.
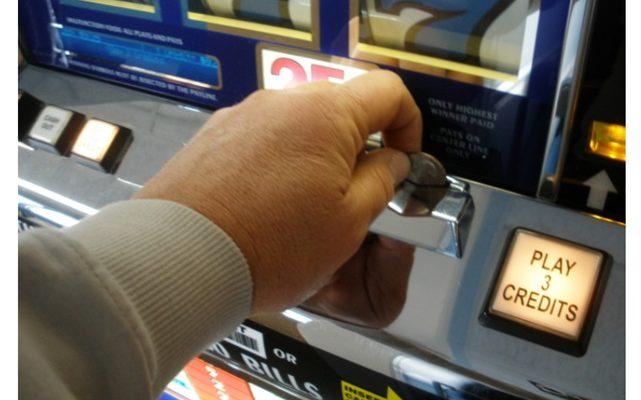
388;152;449;217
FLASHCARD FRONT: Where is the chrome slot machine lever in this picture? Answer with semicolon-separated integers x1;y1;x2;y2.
380;152;474;258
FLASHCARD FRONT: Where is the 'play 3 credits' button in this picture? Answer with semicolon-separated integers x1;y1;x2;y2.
488;229;606;342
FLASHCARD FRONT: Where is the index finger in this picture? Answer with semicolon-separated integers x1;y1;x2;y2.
336;70;423;153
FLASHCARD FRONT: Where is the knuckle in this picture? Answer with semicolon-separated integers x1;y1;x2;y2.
375;70;410;104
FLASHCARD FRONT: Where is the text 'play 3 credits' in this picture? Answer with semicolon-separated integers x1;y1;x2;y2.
488;229;605;341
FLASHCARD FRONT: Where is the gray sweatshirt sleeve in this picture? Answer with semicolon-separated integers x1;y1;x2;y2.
19;199;253;400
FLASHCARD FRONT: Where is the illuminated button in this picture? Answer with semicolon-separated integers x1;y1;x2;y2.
25;106;84;154
73;120;118;161
588;121;626;162
71;119;132;173
486;229;606;352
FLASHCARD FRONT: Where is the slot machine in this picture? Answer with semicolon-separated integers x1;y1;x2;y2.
18;0;625;399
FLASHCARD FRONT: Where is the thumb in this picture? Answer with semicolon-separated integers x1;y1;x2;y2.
346;148;410;226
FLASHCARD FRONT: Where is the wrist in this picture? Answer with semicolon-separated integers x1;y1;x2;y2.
134;188;266;313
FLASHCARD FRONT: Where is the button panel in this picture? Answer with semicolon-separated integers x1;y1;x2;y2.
18;91;132;173
481;228;608;356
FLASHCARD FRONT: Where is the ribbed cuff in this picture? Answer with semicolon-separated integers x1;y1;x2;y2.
64;199;253;388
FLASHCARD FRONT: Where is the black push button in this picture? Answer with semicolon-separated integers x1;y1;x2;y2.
18;91;44;140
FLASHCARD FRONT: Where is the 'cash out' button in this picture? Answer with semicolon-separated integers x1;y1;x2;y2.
483;229;608;355
26;106;84;155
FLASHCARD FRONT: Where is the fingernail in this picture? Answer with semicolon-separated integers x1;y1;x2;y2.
388;150;410;185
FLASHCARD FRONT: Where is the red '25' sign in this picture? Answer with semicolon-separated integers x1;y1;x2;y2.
259;47;373;90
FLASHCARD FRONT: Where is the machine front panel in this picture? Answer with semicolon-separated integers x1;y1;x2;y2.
18;0;625;399
20;0;575;193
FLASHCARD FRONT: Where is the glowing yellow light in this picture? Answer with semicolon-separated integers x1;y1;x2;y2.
589;121;626;162
72;120;119;162
489;230;603;341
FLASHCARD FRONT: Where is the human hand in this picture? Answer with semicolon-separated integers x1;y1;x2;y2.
302;234;414;328
135;70;422;315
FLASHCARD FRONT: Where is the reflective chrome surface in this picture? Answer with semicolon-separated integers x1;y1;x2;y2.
385;153;473;259
19;66;625;400
19;194;79;229
299;180;624;400
537;0;597;201
383;180;473;260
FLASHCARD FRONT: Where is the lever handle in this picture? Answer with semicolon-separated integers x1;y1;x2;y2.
379;152;474;258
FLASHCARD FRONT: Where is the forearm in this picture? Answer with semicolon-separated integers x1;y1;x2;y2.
19;199;253;399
